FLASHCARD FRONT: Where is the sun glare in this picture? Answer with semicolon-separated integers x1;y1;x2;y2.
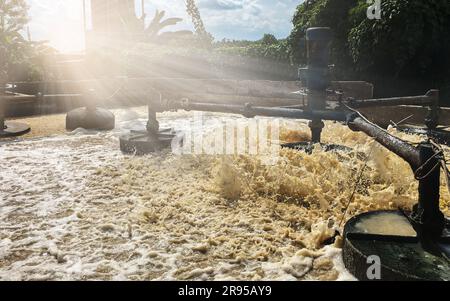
27;0;86;53
49;23;86;53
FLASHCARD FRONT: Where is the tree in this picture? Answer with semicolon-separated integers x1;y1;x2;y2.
260;34;278;45
289;0;357;72
348;0;450;79
0;0;54;82
144;9;186;41
0;0;29;82
142;1;212;47
185;0;213;47
287;0;450;103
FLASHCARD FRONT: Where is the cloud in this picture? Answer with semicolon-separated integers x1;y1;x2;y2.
198;0;246;10
139;0;300;41
25;0;303;51
197;0;301;40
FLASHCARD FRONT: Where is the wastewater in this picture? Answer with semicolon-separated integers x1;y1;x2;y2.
0;107;448;280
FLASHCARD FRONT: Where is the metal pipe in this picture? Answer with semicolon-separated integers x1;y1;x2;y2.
347;114;446;239
172;101;426;173
84;89;97;112
141;0;145;21
82;0;87;32
301;28;333;144
0;95;5;130
411;144;445;239
146;92;160;134
0;81;4;129
347;90;439;108
174;101;428;174
347;114;421;169
171;101;348;122
6;79;436;109
168;100;436;169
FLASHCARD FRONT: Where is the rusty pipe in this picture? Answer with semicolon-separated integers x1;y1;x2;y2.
347;114;421;170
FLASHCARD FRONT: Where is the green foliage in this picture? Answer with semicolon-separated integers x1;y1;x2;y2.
214;35;290;63
212;36;295;80
289;0;450;78
260;34;278;45
348;0;450;78
126;34;296;80
0;0;29;82
0;0;53;82
288;0;450;103
289;0;358;69
214;39;257;48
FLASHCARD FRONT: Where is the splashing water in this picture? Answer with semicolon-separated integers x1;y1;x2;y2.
0;107;448;280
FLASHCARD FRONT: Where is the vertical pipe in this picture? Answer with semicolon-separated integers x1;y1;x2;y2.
425;90;440;130
85;89;97;112
106;0;110;35
0;98;5;130
26;26;31;41
146;106;159;134
147;91;160;134
0;80;5;129
139;0;146;32
304;27;332;143
411;143;445;238
82;0;87;32
82;0;87;50
348;115;445;239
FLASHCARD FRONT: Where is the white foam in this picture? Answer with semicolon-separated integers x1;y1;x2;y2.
2;109;418;281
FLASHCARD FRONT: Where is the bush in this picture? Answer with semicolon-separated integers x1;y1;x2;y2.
124;38;297;81
0;0;54;82
287;0;450;104
289;0;358;72
260;34;278;45
214;36;291;63
348;0;450;79
212;37;296;80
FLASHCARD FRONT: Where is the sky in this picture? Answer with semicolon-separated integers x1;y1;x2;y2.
26;0;302;52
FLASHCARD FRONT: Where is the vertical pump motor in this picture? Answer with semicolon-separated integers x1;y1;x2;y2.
299;27;333;143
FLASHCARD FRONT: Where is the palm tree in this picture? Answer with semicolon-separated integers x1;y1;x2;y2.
144;9;186;41
143;0;212;45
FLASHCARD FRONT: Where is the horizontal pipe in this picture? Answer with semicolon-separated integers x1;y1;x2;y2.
1;94;83;101
348;90;439;108
4;79;371;102
171;101;348;122
174;101;422;170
